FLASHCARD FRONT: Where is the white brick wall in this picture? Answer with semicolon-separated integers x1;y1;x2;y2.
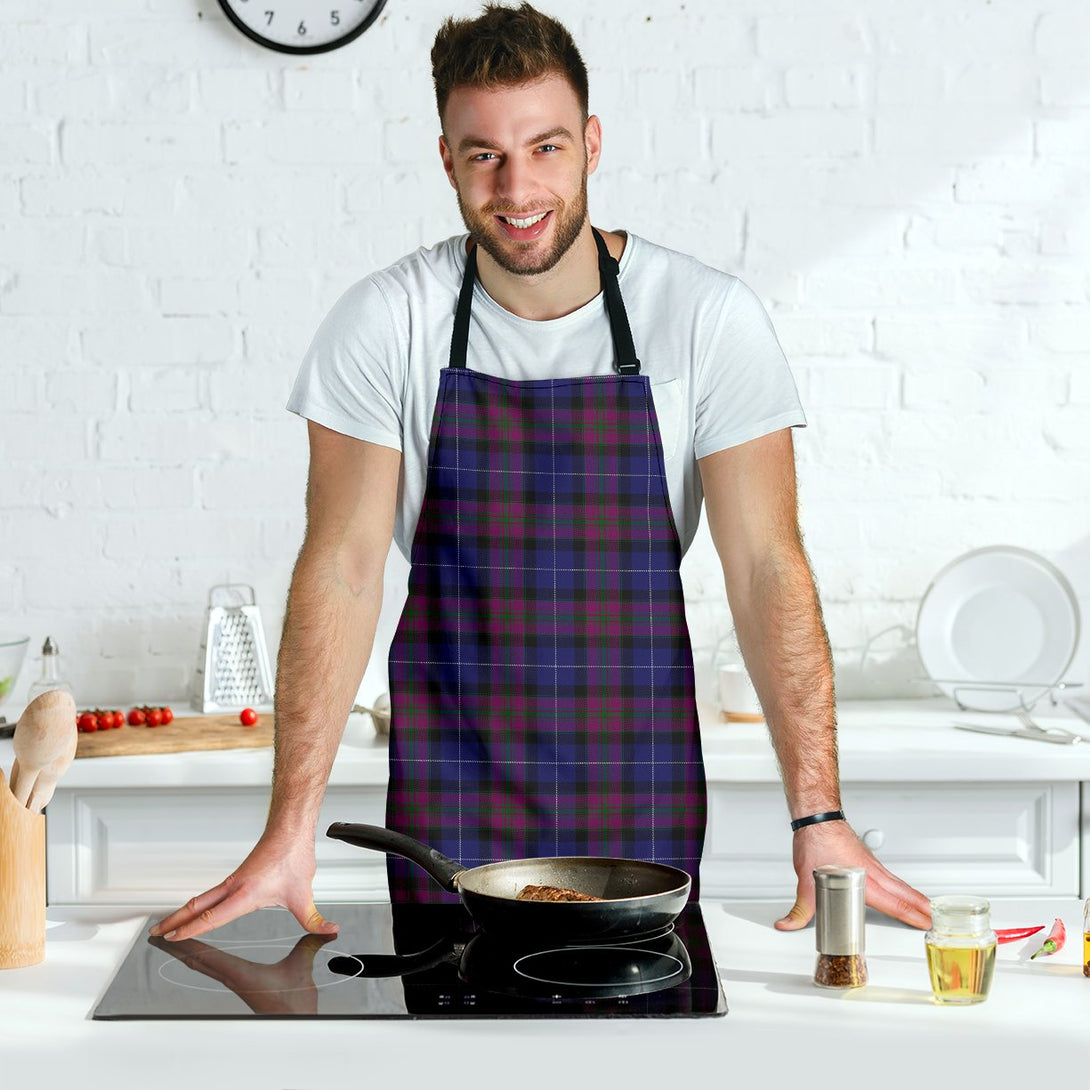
2;0;1088;715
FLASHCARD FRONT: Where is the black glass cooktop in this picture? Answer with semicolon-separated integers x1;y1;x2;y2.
94;902;726;1019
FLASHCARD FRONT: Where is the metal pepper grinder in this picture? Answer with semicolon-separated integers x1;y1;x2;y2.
813;865;868;988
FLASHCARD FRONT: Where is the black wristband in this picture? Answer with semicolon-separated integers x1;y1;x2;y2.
790;810;845;832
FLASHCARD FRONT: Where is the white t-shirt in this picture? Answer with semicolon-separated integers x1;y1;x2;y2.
287;231;806;560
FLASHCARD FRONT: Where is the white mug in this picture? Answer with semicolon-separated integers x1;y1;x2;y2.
717;663;763;722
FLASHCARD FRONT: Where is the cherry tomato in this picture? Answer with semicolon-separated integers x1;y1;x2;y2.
113;709;124;729
127;707;146;726
160;706;174;725
77;712;98;732
146;708;163;727
99;710;116;729
239;707;258;727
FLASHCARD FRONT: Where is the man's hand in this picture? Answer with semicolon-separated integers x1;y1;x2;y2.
775;820;932;932
148;834;338;942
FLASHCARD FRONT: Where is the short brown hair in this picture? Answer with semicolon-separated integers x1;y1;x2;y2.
431;3;589;127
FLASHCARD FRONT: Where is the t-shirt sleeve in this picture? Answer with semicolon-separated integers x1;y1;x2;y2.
285;276;405;451
693;277;807;460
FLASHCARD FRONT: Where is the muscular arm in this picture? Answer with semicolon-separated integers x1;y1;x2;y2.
152;422;400;940
700;430;838;820
700;429;930;930
267;422;400;840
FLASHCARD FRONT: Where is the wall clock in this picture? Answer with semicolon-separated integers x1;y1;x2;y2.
217;0;387;55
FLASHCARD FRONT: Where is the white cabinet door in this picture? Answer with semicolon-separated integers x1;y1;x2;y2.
46;786;389;906
45;779;1083;904
701;782;1081;899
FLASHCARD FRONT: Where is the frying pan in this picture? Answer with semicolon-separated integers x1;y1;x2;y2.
326;823;691;944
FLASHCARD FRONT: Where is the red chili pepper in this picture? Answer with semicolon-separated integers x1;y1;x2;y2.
1029;917;1065;959
995;925;1045;945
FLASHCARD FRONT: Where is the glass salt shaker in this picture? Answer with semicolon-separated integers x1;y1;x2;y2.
813;865;868;988
25;636;73;703
925;895;997;1005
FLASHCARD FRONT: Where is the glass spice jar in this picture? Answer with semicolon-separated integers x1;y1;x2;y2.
813;865;867;989
925;895;997;1005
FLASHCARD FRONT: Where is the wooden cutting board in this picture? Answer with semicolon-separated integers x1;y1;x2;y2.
75;714;274;759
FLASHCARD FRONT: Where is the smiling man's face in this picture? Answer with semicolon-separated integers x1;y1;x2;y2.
440;73;601;276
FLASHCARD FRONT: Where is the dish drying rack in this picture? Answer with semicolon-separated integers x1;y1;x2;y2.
913;677;1084;714
853;622;1086;714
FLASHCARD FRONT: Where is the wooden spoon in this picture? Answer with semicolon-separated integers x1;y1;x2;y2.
10;689;77;813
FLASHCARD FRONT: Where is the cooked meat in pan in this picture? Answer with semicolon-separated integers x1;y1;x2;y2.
515;884;604;902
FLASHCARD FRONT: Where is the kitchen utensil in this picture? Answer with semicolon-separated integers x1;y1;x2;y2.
952;722;1082;745
915;546;1080;712
191;584;275;713
75;713;273;759
1012;707;1084;738
0;765;46;969
10;689;77;812
326;823;691;944
0;634;30;712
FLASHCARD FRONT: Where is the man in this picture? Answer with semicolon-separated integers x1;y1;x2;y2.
153;3;931;942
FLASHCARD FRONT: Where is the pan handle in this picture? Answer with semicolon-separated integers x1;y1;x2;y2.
328;937;456;980
326;822;465;892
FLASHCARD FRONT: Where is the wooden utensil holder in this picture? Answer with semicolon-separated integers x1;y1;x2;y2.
0;767;45;969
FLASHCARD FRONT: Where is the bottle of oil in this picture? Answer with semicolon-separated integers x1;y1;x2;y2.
1083;897;1089;979
925;895;997;1005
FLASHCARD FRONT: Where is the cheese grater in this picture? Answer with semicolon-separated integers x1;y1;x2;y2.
191;584;275;712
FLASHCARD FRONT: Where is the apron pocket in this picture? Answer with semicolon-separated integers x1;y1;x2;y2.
649;377;683;462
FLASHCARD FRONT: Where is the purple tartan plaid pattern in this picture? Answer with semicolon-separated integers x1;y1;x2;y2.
385;367;707;903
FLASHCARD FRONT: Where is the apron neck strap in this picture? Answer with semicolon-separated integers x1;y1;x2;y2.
448;229;641;375
592;227;641;375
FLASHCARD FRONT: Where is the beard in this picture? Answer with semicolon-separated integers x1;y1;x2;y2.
456;172;589;277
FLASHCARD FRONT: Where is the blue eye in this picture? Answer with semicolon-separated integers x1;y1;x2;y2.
539;144;559;153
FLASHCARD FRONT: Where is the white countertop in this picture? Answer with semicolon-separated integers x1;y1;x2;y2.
7;697;1090;791
2;897;1086;1090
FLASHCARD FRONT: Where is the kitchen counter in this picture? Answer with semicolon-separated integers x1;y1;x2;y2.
5;697;1090;789
1;897;1086;1090
15;696;1090;907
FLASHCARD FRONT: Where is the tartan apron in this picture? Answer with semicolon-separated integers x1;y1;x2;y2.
384;229;707;903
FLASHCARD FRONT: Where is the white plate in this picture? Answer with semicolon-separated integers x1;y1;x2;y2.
915;546;1080;712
